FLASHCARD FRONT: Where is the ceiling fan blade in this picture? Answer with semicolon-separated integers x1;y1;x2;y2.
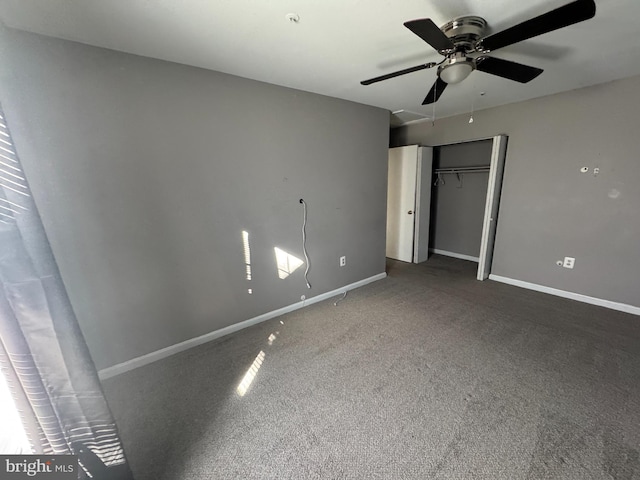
478;0;596;52
476;56;543;83
361;62;437;86
422;77;448;105
404;19;455;53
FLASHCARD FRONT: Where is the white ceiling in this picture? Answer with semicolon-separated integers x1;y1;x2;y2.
1;0;640;122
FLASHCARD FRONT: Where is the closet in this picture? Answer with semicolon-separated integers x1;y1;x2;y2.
386;135;507;280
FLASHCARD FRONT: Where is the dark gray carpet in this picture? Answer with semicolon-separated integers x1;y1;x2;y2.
102;256;640;479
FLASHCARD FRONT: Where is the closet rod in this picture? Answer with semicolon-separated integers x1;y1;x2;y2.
434;166;490;174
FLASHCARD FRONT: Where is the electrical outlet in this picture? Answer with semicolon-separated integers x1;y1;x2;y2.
339;256;346;267
563;257;575;269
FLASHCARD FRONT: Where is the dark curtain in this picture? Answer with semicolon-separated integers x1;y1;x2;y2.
0;105;133;479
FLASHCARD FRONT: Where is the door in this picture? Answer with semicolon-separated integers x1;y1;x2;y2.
477;135;508;280
386;146;432;262
387;146;417;262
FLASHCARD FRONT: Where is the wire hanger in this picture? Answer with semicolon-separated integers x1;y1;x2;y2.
456;172;463;188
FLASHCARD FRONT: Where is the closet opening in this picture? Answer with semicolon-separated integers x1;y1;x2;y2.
430;139;492;263
386;135;507;280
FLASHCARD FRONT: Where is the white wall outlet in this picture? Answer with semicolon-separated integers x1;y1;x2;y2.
563;257;575;269
339;256;346;267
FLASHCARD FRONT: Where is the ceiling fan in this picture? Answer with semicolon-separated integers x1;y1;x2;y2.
361;0;596;105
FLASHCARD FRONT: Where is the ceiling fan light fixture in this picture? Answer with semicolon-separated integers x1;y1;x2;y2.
439;60;474;84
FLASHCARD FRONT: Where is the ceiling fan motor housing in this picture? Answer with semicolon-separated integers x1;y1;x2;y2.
440;16;487;53
438;16;487;84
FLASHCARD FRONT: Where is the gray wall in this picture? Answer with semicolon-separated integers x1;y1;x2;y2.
392;75;640;308
0;26;390;370
430;140;492;258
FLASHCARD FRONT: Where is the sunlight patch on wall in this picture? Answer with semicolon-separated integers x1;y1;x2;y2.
242;230;252;280
242;230;253;294
274;247;303;280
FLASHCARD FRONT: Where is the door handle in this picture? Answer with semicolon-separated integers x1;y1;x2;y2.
408;210;413;215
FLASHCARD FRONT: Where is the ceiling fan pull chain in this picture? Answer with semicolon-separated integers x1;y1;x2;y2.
469;83;476;124
432;85;436;126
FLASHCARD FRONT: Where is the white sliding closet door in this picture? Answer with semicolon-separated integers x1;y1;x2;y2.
477;135;508;280
413;148;433;263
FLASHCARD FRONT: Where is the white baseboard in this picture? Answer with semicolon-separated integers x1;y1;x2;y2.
489;274;640;316
429;248;479;263
98;272;387;380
